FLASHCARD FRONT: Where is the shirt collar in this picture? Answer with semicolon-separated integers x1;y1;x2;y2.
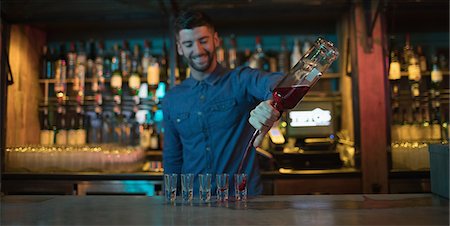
184;64;227;87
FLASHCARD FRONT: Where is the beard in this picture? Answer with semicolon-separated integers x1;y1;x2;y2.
185;49;215;72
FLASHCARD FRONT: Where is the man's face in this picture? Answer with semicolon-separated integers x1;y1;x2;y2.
177;26;219;74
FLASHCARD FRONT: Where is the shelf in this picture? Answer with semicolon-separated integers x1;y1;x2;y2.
38;72;341;84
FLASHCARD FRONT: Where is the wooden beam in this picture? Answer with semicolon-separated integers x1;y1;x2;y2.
352;1;389;193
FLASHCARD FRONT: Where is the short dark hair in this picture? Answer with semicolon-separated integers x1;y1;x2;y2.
174;10;215;35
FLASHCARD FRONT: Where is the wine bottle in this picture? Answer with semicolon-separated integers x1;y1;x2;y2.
40;109;53;145
140;112;151;150
87;40;96;78
76;106;86;145
416;45;427;72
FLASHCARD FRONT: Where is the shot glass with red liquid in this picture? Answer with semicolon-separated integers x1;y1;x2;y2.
234;173;247;201
216;173;229;201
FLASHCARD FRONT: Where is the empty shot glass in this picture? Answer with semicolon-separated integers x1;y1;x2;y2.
181;173;194;202
234;173;247;201
198;173;212;202
216;173;229;201
164;173;178;202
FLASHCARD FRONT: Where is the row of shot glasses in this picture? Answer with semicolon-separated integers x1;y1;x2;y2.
164;173;247;202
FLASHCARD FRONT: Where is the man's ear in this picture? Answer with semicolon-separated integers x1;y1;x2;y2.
213;32;220;48
176;42;183;56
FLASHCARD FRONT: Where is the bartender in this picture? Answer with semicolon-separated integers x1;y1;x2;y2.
162;10;284;196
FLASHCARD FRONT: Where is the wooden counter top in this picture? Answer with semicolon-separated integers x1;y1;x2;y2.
1;194;448;225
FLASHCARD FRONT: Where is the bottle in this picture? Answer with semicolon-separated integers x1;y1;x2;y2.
248;36;270;71
272;37;339;111
55;44;67;105
129;44;141;97
149;123;160;150
388;49;402;98
87;40;97;78
41;45;52;79
216;37;226;67
76;106;86;145
402;34;414;72
120;40;131;78
278;38;290;74
141;40;152;78
430;55;443;94
94;41;105;97
159;41;169;85
139;112;151;150
416;45;427;72
67;112;78;145
228;35;238;69
74;41;87;94
67;42;77;78
40;109;53;145
103;43;112;79
110;44;123;104
290;38;301;70
55;106;68;145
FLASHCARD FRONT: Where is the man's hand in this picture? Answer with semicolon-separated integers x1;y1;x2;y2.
248;100;281;147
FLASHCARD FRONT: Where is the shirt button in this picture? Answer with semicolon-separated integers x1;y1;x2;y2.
200;95;205;100
206;147;210;151
176;119;181;123
197;111;202;116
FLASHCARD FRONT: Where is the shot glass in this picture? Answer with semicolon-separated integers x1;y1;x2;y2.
234;173;247;201
198;173;212;202
216;173;229;201
164;173;178;202
181;173;194;202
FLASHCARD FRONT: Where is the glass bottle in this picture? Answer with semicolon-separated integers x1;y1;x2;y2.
248;36;270;71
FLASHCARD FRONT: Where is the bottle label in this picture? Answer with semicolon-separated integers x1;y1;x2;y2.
129;74;141;89
111;74;123;88
389;62;401;80
147;63;160;86
40;131;50;145
76;129;86;145
56;131;68;145
431;70;443;83
140;130;151;148
408;65;421;81
68;130;78;145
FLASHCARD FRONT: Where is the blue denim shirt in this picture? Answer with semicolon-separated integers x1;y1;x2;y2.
162;65;283;196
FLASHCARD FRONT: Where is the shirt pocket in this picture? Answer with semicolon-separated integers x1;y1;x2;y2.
208;98;239;128
172;112;194;137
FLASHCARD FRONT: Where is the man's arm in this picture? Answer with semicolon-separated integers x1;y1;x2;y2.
248;100;280;147
162;102;183;174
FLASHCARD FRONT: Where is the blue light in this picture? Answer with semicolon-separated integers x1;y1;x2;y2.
154;109;164;122
156;82;166;99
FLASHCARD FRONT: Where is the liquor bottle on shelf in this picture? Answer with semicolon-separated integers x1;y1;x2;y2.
430;55;443;95
402;34;414;72
74;41;87;97
102;110;112;143
111;43;121;76
40;108;54;145
416;45;427;72
88;108;102;144
67;42;77;78
120;40;131;78
103;43;112;79
149;122;160;150
159;40;169;85
87;40;97;78
278;38;290;74
290;38;301;70
67;112;78;145
55;44;67;105
141;40;152;78
41;45;53;79
388;48;402;98
55;106;68;145
112;106;124;144
93;41;105;106
228;35;238;69
139;112;151;150
216;37;226;67
129;44;142;100
111;44;123;104
248;36;270;71
76;106;87;145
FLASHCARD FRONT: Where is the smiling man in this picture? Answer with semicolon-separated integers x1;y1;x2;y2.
162;10;284;197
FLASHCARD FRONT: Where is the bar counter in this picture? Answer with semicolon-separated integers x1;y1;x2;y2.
1;194;448;225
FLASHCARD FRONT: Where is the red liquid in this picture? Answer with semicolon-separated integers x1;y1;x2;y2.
272;86;310;111
238;178;247;191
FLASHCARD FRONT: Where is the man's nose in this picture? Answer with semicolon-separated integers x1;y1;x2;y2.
192;41;205;55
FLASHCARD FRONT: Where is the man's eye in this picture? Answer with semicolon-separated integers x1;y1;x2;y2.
185;43;192;48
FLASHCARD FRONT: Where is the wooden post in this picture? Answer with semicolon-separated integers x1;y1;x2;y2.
351;1;389;193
